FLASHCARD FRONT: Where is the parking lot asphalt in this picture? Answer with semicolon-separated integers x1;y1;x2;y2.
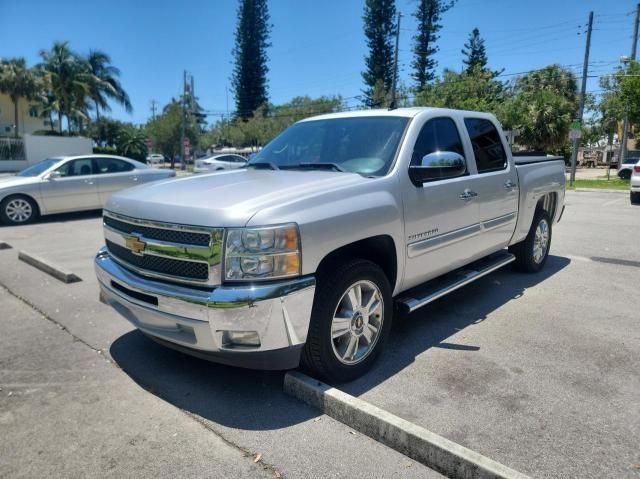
0;217;440;477
0;190;638;478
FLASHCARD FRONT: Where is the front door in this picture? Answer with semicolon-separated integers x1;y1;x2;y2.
40;157;101;214
462;118;519;256
401;116;483;291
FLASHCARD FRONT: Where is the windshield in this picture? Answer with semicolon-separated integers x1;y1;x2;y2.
16;158;63;177
249;116;409;176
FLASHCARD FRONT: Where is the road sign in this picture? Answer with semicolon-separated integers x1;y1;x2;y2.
569;119;582;139
183;137;190;147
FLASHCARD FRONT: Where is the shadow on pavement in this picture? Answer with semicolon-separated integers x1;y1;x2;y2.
110;254;569;430
110;330;316;430
0;209;102;227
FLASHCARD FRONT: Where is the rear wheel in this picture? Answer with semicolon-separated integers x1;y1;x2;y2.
619;169;632;180
509;209;552;273
0;195;39;225
302;259;392;383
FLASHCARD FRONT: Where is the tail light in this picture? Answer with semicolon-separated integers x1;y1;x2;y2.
634;165;640;173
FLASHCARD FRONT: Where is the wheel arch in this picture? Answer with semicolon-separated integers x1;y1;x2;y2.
315;235;398;292
0;192;42;216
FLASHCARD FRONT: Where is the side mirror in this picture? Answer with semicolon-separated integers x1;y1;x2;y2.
45;171;61;181
409;151;466;185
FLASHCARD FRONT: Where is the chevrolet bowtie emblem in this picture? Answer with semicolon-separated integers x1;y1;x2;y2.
125;236;146;255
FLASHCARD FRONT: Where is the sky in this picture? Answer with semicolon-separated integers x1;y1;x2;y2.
0;0;636;125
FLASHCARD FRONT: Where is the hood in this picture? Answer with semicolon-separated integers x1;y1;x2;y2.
0;176;39;189
106;168;368;227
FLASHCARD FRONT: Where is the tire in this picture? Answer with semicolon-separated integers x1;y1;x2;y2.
631;191;640;205
618;170;631;180
0;195;39;225
302;259;393;383
509;209;552;273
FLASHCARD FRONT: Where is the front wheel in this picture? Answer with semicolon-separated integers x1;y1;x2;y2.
509;209;552;273
0;195;39;225
302;259;392;383
631;191;640;205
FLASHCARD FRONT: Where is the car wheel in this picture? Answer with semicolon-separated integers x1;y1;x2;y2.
0;195;39;225
619;170;632;180
302;259;392;383
509;209;552;273
631;192;640;205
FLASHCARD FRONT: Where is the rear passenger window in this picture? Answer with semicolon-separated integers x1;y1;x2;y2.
95;158;135;174
411;117;465;166
464;118;508;173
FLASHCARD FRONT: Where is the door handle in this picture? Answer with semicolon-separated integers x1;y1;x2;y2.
504;180;516;190
84;180;94;185
459;189;478;201
132;177;139;182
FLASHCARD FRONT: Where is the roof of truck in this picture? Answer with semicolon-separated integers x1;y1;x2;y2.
300;107;497;122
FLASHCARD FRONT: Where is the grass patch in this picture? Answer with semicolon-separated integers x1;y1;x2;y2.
568;178;630;190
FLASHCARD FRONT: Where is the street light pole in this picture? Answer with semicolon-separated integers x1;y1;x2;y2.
569;11;593;186
389;12;402;110
618;3;640;167
180;70;186;171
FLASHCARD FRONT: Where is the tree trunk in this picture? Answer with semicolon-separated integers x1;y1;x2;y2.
49;112;54;132
12;95;19;138
58;114;63;134
95;100;101;121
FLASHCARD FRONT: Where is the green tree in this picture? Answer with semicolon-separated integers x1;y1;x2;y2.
89;117;126;147
362;0;397;107
500;65;578;152
146;100;199;164
38;41;92;133
411;0;455;90
0;58;40;137
85;50;132;121
462;28;487;72
414;67;504;112
117;125;147;161
232;0;271;120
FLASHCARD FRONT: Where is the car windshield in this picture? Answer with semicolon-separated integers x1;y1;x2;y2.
248;116;410;176
16;158;63;177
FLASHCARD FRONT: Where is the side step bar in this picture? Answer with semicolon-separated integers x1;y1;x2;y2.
396;250;515;314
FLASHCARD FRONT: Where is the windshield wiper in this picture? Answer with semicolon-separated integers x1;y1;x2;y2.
294;162;346;172
246;161;279;170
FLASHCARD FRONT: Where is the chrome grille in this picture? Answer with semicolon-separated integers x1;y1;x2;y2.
106;240;209;280
103;216;211;246
102;211;223;286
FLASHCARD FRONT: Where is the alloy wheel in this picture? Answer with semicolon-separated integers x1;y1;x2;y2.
533;218;549;263
5;198;32;223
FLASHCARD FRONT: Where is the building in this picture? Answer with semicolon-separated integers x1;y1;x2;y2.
0;93;56;136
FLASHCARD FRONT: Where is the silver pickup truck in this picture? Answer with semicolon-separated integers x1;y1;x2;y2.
95;107;565;382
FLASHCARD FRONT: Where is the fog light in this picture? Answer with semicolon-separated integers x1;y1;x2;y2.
221;330;261;348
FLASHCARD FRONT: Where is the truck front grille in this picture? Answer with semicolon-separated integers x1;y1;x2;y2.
102;212;223;286
106;240;209;280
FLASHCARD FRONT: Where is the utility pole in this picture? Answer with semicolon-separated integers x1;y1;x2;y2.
389;12;402;109
180;70;187;171
569;11;593;186
150;99;157;121
618;3;640;167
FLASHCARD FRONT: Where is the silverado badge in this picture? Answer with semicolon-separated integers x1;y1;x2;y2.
125;235;146;255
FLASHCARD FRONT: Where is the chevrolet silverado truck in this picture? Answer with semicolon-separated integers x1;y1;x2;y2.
95;108;565;382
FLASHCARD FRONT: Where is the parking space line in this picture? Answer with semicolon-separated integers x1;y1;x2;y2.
284;371;531;479
18;250;82;284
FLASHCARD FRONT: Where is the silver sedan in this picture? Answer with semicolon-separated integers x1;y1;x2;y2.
0;154;176;225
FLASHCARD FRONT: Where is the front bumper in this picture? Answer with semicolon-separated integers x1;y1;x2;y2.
95;248;316;370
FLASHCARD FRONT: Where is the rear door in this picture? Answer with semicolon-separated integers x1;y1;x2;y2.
401;116;484;290
94;157;137;205
463;118;519;255
40;157;101;213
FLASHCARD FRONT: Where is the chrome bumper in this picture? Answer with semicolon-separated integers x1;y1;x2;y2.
95;247;316;370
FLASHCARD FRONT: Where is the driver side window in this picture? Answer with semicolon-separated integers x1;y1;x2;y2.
411;117;465;167
56;158;94;177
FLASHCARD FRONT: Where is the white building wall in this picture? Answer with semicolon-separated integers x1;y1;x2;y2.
0;135;93;172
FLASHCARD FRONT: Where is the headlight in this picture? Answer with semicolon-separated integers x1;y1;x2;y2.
224;224;301;281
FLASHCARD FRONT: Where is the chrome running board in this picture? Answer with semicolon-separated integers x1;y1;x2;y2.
396;250;515;314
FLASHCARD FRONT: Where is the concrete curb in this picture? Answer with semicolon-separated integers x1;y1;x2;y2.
0;241;11;250
573;188;628;194
284;371;531;479
18;251;81;284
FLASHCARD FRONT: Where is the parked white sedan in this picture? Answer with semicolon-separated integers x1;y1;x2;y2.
193;154;247;173
630;159;640;205
0;154;175;225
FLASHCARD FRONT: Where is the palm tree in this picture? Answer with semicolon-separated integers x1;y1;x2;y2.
0;58;39;137
86;50;132;121
38;41;91;133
